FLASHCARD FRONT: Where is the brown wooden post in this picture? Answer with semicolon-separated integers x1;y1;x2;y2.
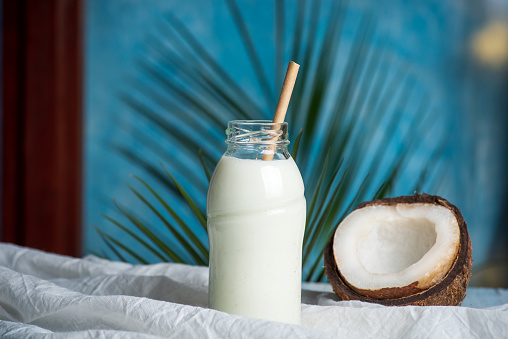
1;0;83;257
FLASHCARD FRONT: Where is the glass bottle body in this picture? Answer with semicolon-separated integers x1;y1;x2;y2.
207;120;306;324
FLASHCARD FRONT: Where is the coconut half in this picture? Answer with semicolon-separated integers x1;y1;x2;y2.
324;194;472;306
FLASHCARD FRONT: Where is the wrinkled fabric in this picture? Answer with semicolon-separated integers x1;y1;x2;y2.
0;243;507;338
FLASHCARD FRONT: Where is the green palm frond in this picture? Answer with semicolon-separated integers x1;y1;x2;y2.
127;178;208;265
96;1;447;282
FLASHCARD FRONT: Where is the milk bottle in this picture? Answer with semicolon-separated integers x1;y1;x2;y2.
207;120;306;324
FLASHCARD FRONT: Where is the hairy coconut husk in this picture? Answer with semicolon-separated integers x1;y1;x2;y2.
324;193;472;306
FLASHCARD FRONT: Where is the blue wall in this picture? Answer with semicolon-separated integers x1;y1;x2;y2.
84;0;508;272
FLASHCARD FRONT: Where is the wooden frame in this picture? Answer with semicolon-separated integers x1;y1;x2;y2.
1;0;83;257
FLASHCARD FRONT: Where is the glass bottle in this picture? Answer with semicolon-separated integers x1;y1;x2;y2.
207;120;306;324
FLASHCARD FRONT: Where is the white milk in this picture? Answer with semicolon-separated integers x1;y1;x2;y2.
207;155;306;324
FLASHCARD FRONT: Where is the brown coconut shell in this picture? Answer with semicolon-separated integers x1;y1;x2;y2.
324;193;472;306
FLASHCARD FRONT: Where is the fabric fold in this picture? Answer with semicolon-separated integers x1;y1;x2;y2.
0;243;507;338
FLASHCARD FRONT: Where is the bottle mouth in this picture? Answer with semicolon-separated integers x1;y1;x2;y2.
226;120;290;145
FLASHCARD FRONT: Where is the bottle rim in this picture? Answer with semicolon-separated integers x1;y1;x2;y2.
226;120;289;145
228;119;287;126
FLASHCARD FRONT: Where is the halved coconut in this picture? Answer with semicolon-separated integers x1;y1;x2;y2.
324;193;472;306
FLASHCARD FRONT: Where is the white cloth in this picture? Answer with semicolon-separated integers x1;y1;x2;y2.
0;243;507;338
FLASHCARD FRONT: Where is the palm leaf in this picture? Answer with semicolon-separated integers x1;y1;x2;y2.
160;162;207;231
199;149;212;182
95;224;150;264
127;182;207;265
306;174;370;281
131;175;208;259
274;0;285;91
94;1;447;282
224;0;274;107
305;151;332;231
113;202;185;263
144;36;255;121
95;227;144;264
303;164;348;266
290;129;304;160
161;13;264;117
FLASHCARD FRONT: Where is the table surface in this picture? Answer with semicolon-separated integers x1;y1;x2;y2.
1;243;507;338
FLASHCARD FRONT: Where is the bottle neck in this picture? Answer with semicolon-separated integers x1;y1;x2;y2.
225;120;290;160
225;143;290;160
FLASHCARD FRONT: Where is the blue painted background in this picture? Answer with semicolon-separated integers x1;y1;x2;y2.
84;0;508;283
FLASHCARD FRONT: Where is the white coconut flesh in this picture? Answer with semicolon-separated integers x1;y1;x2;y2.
333;203;460;291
